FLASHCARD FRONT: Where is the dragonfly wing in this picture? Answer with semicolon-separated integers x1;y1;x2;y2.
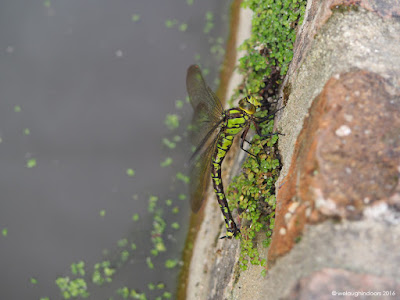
189;130;219;213
189;120;222;164
186;65;224;147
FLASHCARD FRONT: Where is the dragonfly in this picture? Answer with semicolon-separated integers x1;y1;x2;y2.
186;65;277;239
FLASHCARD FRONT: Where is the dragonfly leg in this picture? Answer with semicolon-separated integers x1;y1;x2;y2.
253;118;285;139
240;126;260;164
249;120;284;165
255;105;285;124
254;106;286;139
240;127;252;153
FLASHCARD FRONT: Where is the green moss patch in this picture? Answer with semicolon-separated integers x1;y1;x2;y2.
227;0;306;271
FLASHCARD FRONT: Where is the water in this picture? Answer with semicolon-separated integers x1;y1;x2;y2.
0;0;232;299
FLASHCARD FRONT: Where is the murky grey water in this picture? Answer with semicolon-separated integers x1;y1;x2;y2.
0;0;232;299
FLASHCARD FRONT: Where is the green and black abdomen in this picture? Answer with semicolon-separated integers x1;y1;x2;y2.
211;108;249;238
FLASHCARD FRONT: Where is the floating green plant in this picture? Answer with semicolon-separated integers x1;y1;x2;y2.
26;158;37;168
165;19;178;28
117;238;128;247
116;286;147;300
121;250;129;262
179;23;188;32
132;213;140;222
162;138;176;149
92;261;115;286
146;257;154;270
164;114;180;130
164;259;178;269
131;243;137;251
171;222;180;230
175;100;184;109
148;195;158;213
160;157;173;167
150;213;167;255
203;12;214;34
70;261;85;277
55;277;89;299
126;168;135;177
30;277;38;285
131;14;141;22
176;172;189;184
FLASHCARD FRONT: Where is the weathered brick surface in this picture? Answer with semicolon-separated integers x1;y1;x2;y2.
288;0;400;82
285;268;400;300
269;70;400;263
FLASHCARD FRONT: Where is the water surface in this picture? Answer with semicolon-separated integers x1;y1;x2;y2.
0;0;232;298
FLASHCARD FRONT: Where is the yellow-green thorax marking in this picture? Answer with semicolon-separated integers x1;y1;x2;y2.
211;96;256;238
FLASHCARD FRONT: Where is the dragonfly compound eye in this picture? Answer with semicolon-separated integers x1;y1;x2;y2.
239;97;256;115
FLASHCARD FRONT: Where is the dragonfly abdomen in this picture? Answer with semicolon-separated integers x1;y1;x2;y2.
210;110;249;238
211;134;237;237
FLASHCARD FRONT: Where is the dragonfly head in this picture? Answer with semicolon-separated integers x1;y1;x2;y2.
239;96;257;115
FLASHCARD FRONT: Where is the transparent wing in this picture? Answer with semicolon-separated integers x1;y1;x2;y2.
189;130;219;212
186;65;224;147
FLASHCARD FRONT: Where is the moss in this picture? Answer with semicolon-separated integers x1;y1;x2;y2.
331;4;360;13
230;0;306;102
227;0;307;271
227;111;280;270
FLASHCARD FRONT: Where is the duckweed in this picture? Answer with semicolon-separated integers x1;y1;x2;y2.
126;168;135;177
171;222;180;230
70;261;85;277
55;277;89;299
132;213;140;221
117;238;128;247
92;261;115;285
175;100;184;109
146;257;154;270
131;14;141;22
162;138;176;149
26;158;37;168
164;259;178;269
176;172;189;184
164;114;180;130
203;12;214;34
14;105;21;112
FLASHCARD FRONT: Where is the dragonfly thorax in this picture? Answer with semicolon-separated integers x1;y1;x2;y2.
238;96;256;115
